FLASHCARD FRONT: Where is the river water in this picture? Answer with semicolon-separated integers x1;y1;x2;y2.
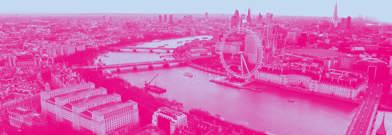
96;36;358;135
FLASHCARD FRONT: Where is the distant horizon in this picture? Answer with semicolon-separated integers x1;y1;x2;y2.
0;12;381;22
0;0;391;22
0;12;374;18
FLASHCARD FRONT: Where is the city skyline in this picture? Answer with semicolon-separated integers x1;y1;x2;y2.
1;1;392;134
0;0;391;22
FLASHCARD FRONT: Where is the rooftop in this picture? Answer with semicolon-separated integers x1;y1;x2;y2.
43;82;95;97
288;48;347;58
80;101;120;119
157;107;185;120
93;100;137;117
70;94;121;110
8;107;32;115
54;87;106;103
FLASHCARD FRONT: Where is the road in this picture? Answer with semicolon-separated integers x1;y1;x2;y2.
346;83;383;135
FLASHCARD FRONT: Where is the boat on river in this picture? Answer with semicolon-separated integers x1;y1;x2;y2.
184;72;194;78
144;83;166;94
144;74;167;94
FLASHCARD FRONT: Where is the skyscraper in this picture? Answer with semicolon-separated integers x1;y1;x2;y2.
169;14;174;24
241;14;246;26
346;16;352;29
158;15;162;23
246;8;252;25
231;9;240;28
257;12;263;23
332;0;339;27
266;12;273;23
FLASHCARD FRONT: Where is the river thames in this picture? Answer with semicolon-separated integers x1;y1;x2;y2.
96;36;359;135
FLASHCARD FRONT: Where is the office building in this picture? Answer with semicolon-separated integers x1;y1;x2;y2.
152;107;187;135
8;107;45;129
40;82;139;135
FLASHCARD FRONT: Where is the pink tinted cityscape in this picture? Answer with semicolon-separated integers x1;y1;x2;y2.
1;1;392;135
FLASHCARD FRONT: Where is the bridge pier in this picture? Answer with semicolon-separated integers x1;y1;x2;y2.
163;63;170;68
74;59;190;71
178;62;188;66
132;66;138;71
148;65;154;69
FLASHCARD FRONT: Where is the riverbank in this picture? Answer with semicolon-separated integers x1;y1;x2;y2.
248;79;361;105
188;59;361;104
188;63;226;76
175;109;267;135
55;34;186;66
76;69;269;134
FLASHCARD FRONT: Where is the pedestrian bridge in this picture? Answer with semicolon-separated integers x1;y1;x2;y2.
72;54;215;72
113;46;175;53
72;59;187;71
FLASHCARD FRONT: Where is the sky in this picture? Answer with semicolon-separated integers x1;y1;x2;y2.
0;0;391;22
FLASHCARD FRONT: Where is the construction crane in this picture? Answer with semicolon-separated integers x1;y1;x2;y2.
145;73;159;85
143;73;167;94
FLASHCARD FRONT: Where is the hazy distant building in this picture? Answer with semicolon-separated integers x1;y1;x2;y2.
169;14;174;24
257;12;263;23
389;56;392;75
6;55;16;67
346;16;351;29
266;13;274;23
231;9;241;28
297;32;309;47
164;14;168;23
40;82;139;135
246;8;252;25
332;1;339;27
152;107;187;135
15;54;36;67
159;15;163;23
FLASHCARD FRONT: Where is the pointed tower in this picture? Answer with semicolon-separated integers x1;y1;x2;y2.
231;9;241;28
376;113;387;135
247;8;252;24
332;0;339;27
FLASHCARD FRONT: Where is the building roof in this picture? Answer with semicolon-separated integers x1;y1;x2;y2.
55;89;92;101
80;101;120;119
8;107;32;115
70;94;121;110
157;107;185;120
42;82;95;98
54;87;106;104
93;101;135;119
288;48;346;58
